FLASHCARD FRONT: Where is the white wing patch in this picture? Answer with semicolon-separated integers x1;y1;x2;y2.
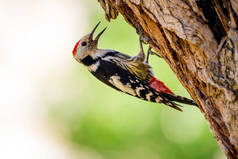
146;92;153;101
155;97;161;103
109;76;136;96
135;87;144;97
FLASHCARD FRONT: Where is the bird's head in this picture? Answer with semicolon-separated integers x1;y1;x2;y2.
72;22;107;62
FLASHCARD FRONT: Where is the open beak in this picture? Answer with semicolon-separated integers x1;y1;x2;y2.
89;22;107;47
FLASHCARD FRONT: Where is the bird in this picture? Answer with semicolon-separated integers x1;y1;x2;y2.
72;22;197;111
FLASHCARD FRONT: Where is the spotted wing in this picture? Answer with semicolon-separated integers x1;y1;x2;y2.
89;51;183;111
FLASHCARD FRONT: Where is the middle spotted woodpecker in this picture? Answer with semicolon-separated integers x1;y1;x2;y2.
72;22;197;111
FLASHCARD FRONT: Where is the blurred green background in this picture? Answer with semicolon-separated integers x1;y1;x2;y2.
43;1;223;159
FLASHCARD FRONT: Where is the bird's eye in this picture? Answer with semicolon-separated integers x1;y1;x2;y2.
81;41;87;46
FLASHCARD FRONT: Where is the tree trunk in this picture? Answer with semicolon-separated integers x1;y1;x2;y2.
97;0;238;158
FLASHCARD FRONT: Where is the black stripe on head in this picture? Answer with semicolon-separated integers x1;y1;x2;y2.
81;55;99;66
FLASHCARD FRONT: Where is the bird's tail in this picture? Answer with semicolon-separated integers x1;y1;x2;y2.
149;76;197;111
162;93;198;107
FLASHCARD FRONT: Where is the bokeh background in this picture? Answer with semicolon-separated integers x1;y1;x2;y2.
0;0;225;159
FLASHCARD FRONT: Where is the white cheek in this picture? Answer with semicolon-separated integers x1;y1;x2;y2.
75;48;85;60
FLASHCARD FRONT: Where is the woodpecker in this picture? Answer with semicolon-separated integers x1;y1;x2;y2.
72;22;197;111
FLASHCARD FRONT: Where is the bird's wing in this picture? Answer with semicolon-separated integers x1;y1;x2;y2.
101;50;153;81
91;71;122;92
124;59;153;82
107;68;183;111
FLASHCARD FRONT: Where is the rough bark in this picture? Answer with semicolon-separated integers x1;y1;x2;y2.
97;0;238;158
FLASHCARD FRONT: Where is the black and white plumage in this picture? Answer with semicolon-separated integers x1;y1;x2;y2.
72;22;197;111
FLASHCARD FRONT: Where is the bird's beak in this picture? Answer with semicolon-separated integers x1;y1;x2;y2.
89;22;107;48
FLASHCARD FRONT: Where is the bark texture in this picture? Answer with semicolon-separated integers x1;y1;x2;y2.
98;0;238;158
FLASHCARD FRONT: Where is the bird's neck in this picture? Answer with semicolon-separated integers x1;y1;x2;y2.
81;49;105;72
81;55;98;66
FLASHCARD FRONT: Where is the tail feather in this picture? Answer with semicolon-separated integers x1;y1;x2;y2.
162;93;198;107
163;100;183;112
149;76;197;110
